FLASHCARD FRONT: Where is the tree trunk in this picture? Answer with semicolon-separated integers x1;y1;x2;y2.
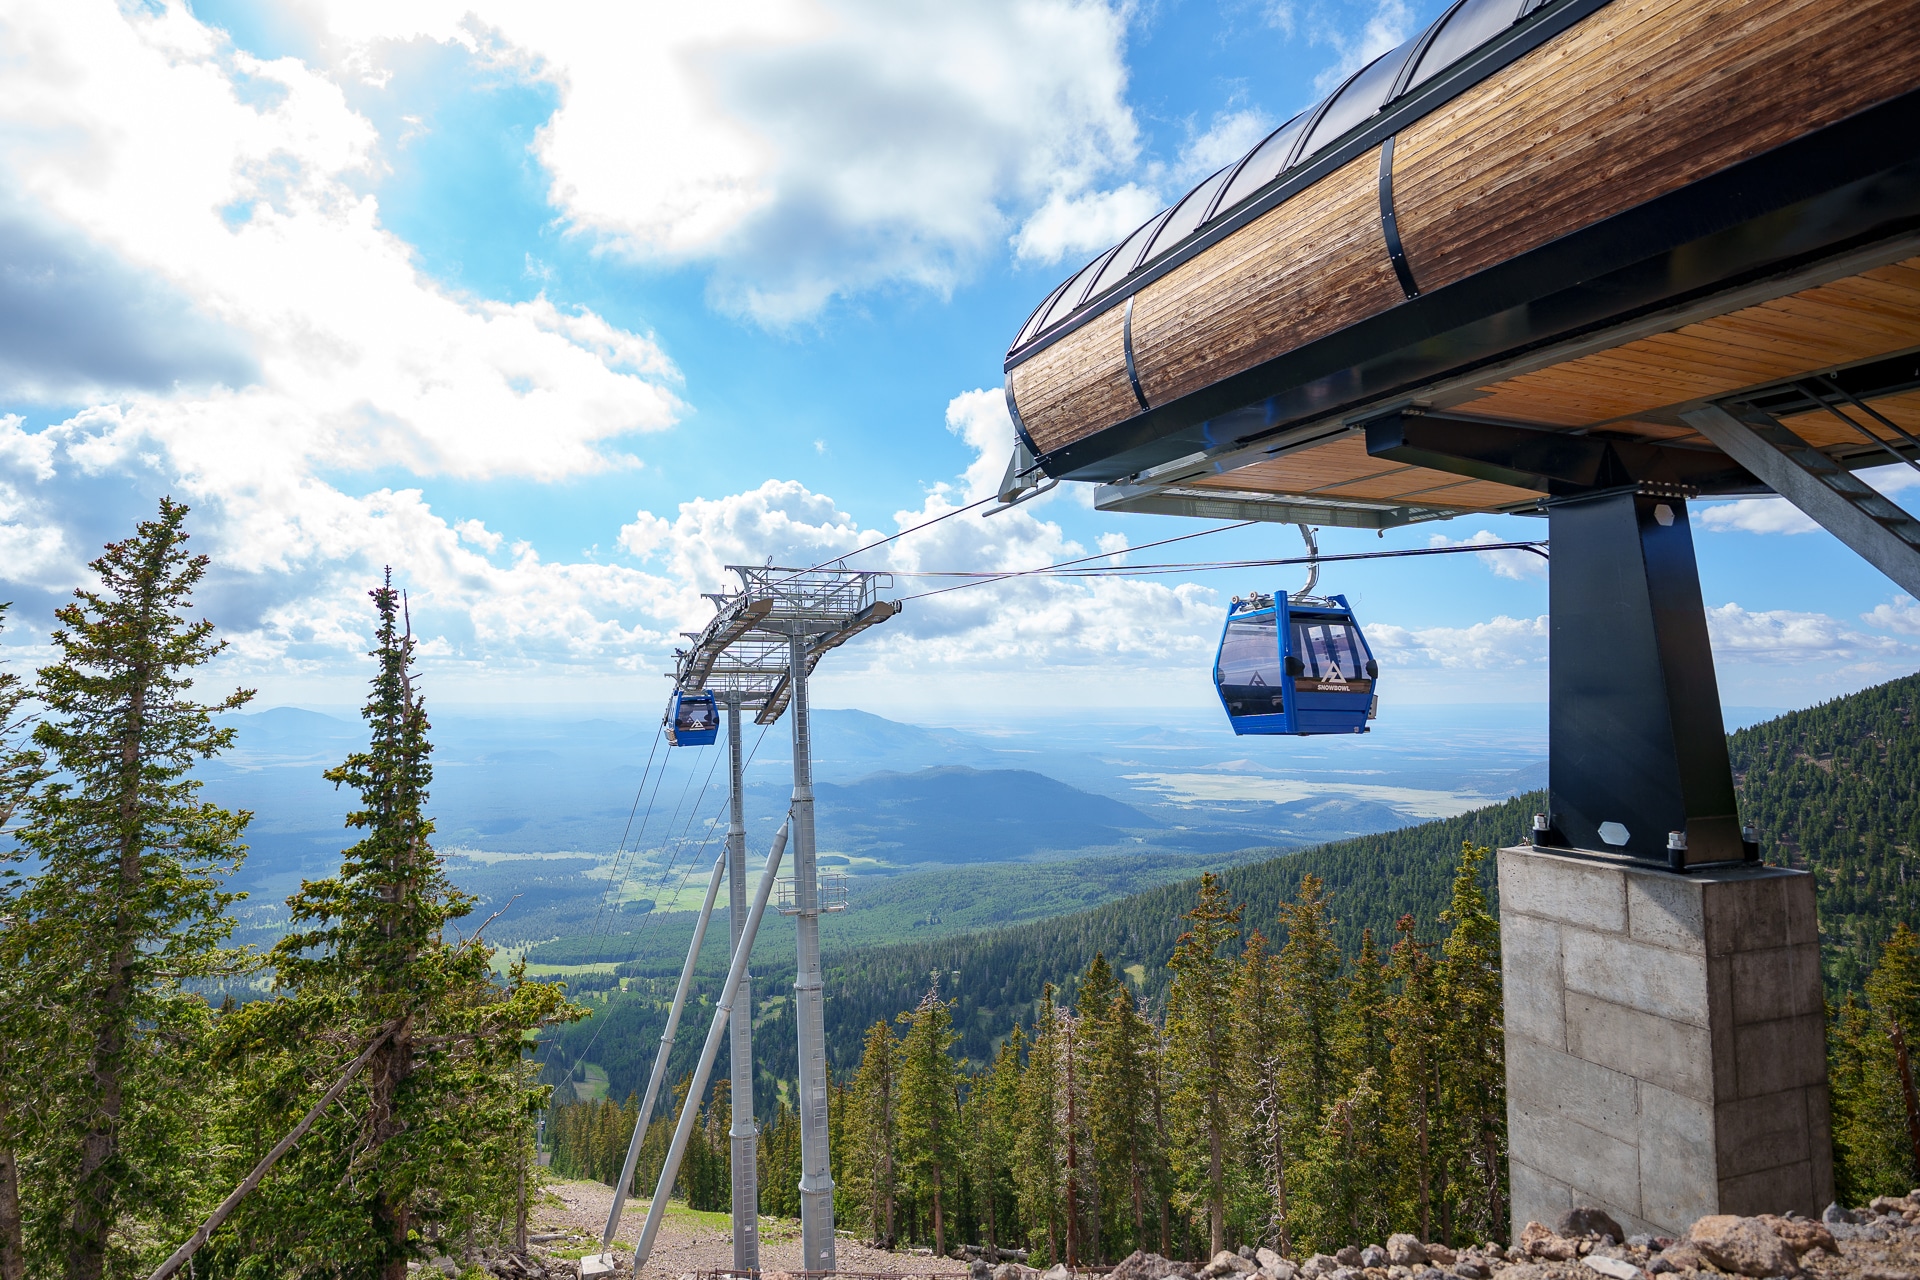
1065;1032;1078;1270
0;1140;23;1280
1206;1085;1224;1259
933;1166;945;1259
1268;1074;1290;1259
69;684;146;1280
374;1020;416;1280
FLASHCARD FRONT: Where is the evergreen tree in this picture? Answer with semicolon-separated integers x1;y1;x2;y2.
1296;931;1393;1251
0;604;43;1280
1093;988;1163;1260
1015;991;1065;1262
897;989;961;1254
1166;873;1242;1258
1275;875;1341;1245
970;1030;1023;1253
845;1020;900;1245
1231;930;1290;1255
223;573;575;1278
1434;844;1505;1244
1833;925;1920;1198
1383;915;1442;1241
1;501;252;1280
759;1105;803;1218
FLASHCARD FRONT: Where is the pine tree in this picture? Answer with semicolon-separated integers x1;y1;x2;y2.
1833;925;1920;1198
1;501;253;1280
897;989;961;1254
1434;843;1504;1244
1383;915;1442;1240
1231;930;1290;1255
846;1020;900;1245
1275;873;1342;1229
1166;873;1243;1259
1296;931;1393;1251
1091;986;1162;1260
0;604;43;1280
1015;991;1065;1262
970;1030;1024;1254
224;572;576;1277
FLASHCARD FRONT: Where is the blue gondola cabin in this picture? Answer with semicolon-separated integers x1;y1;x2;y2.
1215;593;1378;735
665;690;719;747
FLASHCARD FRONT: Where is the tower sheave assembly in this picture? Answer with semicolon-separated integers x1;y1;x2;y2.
1000;0;1920;1235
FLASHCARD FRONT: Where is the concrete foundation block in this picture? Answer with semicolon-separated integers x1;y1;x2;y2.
1500;845;1833;1238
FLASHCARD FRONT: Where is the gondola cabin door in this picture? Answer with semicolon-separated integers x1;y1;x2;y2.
1215;593;1377;736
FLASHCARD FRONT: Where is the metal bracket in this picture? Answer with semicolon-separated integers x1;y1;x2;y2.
1682;404;1920;598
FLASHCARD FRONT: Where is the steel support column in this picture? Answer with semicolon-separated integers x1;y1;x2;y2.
786;629;835;1272
725;693;760;1273
1538;491;1746;868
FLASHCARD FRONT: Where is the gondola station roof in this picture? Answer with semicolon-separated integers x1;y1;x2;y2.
1001;0;1920;571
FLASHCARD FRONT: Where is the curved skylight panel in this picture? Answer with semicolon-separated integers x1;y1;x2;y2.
1298;41;1418;159
1038;247;1120;332
1086;209;1173;301
1015;279;1072;348
1406;0;1527;90
1142;165;1235;264
1213;113;1310;218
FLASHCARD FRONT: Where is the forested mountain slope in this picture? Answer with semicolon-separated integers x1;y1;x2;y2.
545;672;1920;1113
1732;671;1920;990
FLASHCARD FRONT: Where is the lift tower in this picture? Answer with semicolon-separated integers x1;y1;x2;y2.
665;565;898;1272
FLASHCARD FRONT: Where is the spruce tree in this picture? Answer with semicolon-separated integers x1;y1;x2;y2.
975;1028;1024;1254
1166;873;1242;1259
897;989;961;1254
1231;930;1290;1256
1094;988;1163;1260
1297;931;1393;1251
1384;915;1442;1240
1275;875;1341;1245
0;604;43;1280
846;1020;900;1245
1;501;253;1280
223;573;575;1277
1434;844;1504;1244
1015;992;1065;1262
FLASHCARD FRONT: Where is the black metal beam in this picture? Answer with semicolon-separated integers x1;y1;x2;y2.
1361;410;1761;496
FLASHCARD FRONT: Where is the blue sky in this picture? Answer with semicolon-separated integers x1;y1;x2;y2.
0;0;1914;722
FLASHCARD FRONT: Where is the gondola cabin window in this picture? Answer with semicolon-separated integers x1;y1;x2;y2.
1291;617;1372;682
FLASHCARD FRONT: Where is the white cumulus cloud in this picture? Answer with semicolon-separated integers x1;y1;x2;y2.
312;0;1143;323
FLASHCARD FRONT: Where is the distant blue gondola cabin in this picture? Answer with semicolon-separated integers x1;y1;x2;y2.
1215;593;1378;735
665;690;719;747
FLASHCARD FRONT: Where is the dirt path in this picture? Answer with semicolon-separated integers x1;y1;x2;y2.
531;1178;969;1280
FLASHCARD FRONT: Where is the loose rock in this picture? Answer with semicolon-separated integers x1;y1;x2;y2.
1426;1246;1457;1266
1362;1246;1390;1269
1303;1256;1339;1277
1688;1215;1799;1278
1760;1214;1841;1257
1519;1224;1578;1263
1388;1237;1430;1268
1113;1252;1187;1280
1337;1248;1365;1267
1582;1256;1641;1280
1560;1209;1628;1243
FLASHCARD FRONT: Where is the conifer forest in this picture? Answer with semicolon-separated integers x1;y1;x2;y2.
6;505;1920;1280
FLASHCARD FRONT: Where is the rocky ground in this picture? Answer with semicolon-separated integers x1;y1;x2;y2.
434;1188;1920;1280
419;1176;971;1280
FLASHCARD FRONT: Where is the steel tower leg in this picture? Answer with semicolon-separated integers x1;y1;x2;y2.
726;693;761;1273
787;630;836;1272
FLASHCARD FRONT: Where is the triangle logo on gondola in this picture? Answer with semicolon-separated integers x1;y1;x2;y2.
1319;667;1349;688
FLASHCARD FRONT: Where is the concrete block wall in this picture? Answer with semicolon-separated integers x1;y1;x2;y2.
1500;845;1831;1238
